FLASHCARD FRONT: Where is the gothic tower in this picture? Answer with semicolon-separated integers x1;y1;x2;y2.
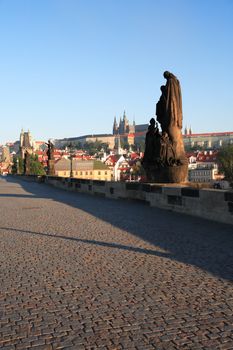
113;116;118;135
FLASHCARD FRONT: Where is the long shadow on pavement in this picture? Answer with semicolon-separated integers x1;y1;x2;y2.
3;176;233;282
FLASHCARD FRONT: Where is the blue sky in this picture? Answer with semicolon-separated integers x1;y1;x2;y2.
0;0;232;144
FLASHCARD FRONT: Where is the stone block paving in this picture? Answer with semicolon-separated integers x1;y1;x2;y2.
0;177;233;349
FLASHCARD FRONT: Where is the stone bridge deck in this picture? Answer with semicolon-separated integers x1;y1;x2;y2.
0;177;232;350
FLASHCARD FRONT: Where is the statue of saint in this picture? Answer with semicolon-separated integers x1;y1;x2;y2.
163;71;183;129
156;85;168;133
160;131;176;166
142;71;187;182
142;118;161;180
24;150;31;175
46;140;55;161
156;71;186;163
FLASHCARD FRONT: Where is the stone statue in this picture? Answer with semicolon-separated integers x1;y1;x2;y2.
24;151;31;175
142;118;161;181
144;118;160;162
161;71;186;163
160;131;176;166
46;140;55;176
156;85;168;133
46;140;55;161
142;71;188;182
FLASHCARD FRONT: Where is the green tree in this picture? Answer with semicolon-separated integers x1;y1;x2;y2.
135;141;145;152
11;156;24;174
29;154;46;175
82;141;110;155
120;141;130;150
217;145;233;182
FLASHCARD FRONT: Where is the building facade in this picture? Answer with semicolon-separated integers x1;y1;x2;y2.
19;129;35;159
54;159;112;181
183;131;233;149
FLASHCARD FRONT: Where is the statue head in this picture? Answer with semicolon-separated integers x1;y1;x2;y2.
160;85;166;93
163;71;170;79
150;118;155;126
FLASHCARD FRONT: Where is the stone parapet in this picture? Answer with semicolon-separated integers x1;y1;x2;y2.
13;175;233;225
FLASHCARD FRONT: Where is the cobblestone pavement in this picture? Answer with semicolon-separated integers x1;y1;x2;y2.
0;177;233;350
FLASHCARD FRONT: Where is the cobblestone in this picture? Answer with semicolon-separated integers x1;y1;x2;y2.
0;177;233;349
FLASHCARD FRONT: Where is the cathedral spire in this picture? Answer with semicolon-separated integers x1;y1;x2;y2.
113;116;118;135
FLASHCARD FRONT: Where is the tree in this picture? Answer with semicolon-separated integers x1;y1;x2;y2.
120;141;130;150
11;156;24;174
29;154;46;175
82;141;110;155
217;145;233;183
135;141;145;152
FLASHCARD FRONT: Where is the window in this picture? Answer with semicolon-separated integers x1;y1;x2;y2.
98;171;101;175
90;171;92;175
105;171;107;175
86;172;88;175
64;172;66;176
80;171;82;175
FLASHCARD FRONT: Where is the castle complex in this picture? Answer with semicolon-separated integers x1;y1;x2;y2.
112;111;136;135
51;111;233;151
54;111;148;149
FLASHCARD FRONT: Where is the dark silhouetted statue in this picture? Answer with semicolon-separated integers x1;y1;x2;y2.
46;140;55;161
143;71;188;183
46;140;55;176
24;151;31;175
142;118;161;181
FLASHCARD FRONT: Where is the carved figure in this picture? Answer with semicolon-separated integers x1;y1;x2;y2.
24;151;31;175
143;118;160;163
46;140;55;176
156;85;167;132
46;140;55;161
163;71;182;129
142;71;188;183
156;71;186;164
160;132;176;166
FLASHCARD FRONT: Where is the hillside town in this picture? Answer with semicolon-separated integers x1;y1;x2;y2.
0;112;233;188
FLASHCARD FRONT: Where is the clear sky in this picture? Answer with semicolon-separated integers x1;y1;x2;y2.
0;0;233;144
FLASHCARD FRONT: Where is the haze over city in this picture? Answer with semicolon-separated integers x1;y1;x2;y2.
0;0;233;144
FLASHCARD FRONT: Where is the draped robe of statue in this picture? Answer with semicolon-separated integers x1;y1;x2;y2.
158;71;187;164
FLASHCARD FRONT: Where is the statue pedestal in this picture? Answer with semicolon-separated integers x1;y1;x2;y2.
146;163;188;183
48;160;55;176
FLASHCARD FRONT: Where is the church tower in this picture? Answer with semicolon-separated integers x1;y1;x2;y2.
19;129;34;159
113;116;118;135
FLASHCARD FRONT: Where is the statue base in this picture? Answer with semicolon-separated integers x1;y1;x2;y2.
48;160;55;176
145;163;188;183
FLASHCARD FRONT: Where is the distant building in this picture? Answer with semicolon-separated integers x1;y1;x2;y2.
112;112;148;147
183;131;233;149
188;164;220;183
54;112;148;151
19;129;35;158
54;134;115;150
187;150;223;183
105;154;130;181
54;159;112;181
1;146;10;163
113;111;136;135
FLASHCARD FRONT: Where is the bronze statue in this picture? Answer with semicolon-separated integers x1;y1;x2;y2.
143;71;188;182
